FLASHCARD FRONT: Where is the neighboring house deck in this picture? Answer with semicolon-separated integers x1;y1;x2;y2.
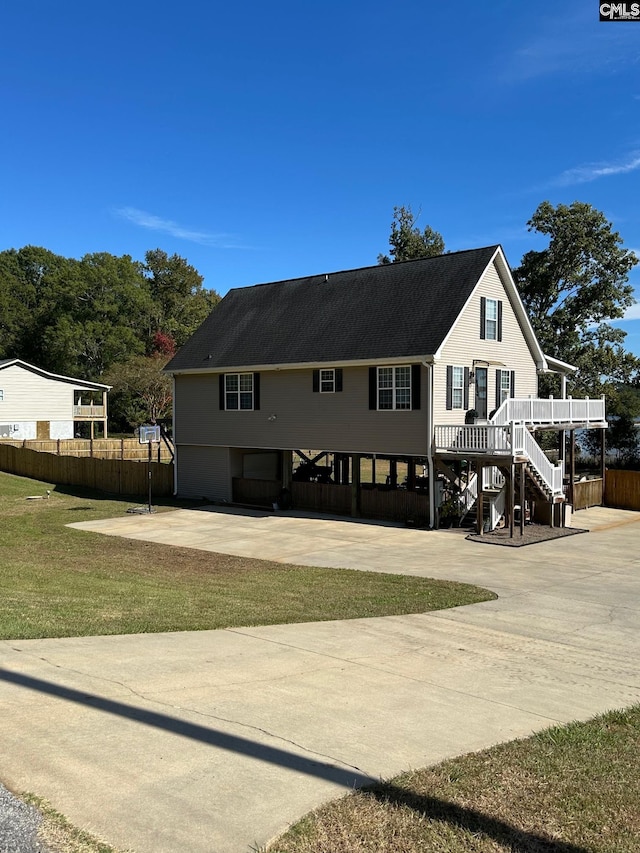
165;246;606;533
0;359;110;440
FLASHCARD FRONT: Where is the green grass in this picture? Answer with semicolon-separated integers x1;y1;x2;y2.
0;471;495;639
269;705;640;852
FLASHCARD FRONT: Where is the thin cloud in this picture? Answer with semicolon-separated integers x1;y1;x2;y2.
554;153;640;187
504;13;640;82
621;302;640;321
115;207;245;248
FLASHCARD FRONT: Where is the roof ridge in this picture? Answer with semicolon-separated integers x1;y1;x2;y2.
227;245;501;293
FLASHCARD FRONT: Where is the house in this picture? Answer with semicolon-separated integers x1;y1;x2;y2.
0;359;110;440
164;246;606;531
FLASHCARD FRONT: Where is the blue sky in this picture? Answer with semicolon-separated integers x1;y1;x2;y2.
2;1;640;353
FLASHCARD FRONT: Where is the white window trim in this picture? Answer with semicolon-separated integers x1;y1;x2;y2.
0;390;4;402
485;298;498;341
498;369;512;405
225;372;254;410
451;366;464;410
377;365;412;411
319;368;335;393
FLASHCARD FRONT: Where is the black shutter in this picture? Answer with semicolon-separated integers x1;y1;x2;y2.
312;369;320;392
369;367;377;410
411;364;421;410
253;373;260;410
335;368;343;392
495;369;501;410
464;367;469;410
510;370;515;399
219;375;225;410
498;300;503;342
446;365;453;410
480;297;486;340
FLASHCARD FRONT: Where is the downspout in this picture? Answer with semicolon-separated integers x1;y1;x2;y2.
423;359;436;529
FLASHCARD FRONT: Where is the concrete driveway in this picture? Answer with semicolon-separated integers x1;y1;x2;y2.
1;506;640;852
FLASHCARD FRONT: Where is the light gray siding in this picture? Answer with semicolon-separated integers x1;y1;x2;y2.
174;365;429;456
434;260;539;424
175;445;232;500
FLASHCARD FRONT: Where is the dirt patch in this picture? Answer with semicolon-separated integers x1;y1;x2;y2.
466;524;588;547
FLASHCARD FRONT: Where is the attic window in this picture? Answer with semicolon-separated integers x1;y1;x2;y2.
480;297;503;341
312;369;343;393
0;390;3;401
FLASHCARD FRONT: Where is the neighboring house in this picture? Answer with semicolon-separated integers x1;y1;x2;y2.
0;359;110;440
165;246;606;530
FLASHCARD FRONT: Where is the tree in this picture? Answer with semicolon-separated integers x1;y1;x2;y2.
378;205;445;264
0;244;213;383
143;249;220;349
104;352;173;429
514;201;638;398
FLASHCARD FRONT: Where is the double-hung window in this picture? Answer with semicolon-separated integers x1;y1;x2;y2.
496;369;515;407
0;390;4;402
485;299;498;340
312;368;343;393
378;366;411;410
451;366;464;409
445;365;469;410
320;369;335;393
225;373;254;410
480;297;502;341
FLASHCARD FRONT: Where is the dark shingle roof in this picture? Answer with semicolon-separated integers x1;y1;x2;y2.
166;246;500;372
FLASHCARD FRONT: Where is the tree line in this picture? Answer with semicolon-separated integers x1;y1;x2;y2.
0;246;220;431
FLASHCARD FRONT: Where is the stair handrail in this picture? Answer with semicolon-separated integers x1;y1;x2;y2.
512;423;563;496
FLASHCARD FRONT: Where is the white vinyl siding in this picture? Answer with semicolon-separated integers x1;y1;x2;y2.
435;260;539;425
0;364;104;426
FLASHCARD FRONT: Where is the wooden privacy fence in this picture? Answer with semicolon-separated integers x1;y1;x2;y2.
0;444;174;497
360;487;430;525
604;469;640;511
292;482;352;515
0;438;173;462
572;478;603;511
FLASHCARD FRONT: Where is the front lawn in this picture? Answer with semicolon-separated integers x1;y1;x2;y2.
0;471;495;639
270;705;640;852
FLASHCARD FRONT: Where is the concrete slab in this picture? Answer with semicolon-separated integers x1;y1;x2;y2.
1;505;639;852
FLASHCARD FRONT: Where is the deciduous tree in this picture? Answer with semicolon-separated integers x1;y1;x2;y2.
513;200;638;397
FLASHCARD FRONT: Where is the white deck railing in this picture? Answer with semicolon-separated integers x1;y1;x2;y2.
490;396;605;426
435;424;513;454
435;423;564;498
